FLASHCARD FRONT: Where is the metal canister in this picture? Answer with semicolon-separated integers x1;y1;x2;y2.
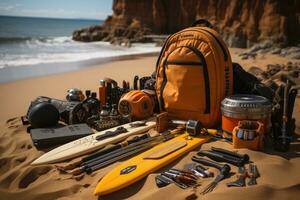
221;94;272;134
66;88;85;102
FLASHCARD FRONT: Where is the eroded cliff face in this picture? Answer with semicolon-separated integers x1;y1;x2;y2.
73;0;300;47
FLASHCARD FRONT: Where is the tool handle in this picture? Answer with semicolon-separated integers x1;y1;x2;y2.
279;81;292;149
249;164;259;177
81;143;123;163
127;133;150;145
83;133;157;166
287;88;297;121
95;126;127;141
211;147;249;162
87;143;154;173
192;156;223;170
198;150;244;166
133;75;139;90
206;129;219;135
283;81;290;118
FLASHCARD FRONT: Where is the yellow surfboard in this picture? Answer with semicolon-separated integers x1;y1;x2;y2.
94;133;210;196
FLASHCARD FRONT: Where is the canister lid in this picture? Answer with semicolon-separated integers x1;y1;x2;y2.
221;94;272;119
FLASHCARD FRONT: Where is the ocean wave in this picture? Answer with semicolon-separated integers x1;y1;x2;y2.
0;43;161;68
0;36;74;44
0;36;34;43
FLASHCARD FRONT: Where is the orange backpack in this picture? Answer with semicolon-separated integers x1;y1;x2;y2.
155;19;233;128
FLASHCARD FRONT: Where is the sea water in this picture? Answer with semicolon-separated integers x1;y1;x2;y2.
0;16;160;82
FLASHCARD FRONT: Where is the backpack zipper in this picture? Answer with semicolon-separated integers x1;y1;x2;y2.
166;60;202;65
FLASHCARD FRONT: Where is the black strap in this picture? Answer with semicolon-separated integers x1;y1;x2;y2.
191;19;213;28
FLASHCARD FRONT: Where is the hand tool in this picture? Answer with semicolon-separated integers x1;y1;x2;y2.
197;150;245;166
248;164;259;185
84;142;157;174
169;120;201;136
192;156;231;194
82;134;163;167
106;81;112;106
155;174;173;188
163;171;198;188
133;75;139;90
276;81;297;152
168;168;198;180
160;172;188;189
82;133;150;163
195;164;214;177
169;120;218;136
183;163;213;178
211;147;250;163
69;141;158;175
227;166;247;187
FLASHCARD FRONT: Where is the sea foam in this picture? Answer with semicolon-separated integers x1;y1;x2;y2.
0;36;161;68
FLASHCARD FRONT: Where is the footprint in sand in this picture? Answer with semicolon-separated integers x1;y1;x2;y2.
0;170;20;189
0;157;12;176
6;117;22;128
18;166;53;189
0;155;28;188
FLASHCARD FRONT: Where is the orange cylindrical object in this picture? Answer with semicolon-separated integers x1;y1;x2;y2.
99;86;106;109
118;90;154;120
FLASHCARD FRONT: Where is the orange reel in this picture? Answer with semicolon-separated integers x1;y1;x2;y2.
118;90;155;120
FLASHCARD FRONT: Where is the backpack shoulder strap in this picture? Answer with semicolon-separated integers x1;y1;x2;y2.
155;34;172;69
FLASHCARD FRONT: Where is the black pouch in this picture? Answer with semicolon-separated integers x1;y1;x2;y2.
30;123;93;148
233;62;274;100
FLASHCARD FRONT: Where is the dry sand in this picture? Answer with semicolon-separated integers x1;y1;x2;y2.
0;49;299;200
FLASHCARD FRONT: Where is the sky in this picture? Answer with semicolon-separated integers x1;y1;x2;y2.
0;0;113;19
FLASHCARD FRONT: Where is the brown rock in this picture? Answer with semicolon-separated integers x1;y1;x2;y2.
73;0;300;47
108;0;300;47
79;32;91;42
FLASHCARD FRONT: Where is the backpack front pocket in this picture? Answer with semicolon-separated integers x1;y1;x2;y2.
159;45;210;114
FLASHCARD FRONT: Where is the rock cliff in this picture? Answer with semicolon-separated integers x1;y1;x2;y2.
73;0;300;47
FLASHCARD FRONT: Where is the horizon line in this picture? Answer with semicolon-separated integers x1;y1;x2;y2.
0;14;106;21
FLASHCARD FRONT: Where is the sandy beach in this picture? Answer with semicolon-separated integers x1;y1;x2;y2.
0;54;158;122
0;49;299;200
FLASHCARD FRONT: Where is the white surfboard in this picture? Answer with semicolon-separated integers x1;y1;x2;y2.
31;120;156;165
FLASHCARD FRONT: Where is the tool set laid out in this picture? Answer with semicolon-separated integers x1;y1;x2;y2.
192;148;259;193
155;147;256;193
20;18;298;198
